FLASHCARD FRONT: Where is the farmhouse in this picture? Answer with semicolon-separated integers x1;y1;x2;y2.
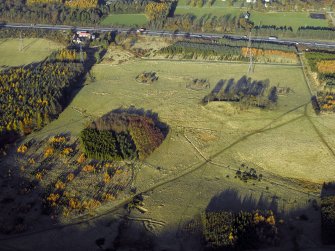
73;31;96;44
77;31;92;39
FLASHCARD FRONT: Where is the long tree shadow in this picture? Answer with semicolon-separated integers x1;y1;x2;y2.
206;188;279;213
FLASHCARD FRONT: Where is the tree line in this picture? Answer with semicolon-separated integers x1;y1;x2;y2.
159;40;297;63
0;0;108;25
201;210;279;250
203;76;278;109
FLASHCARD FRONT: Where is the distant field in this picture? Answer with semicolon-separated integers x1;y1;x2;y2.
175;3;242;17
250;11;329;30
0;38;63;67
100;14;148;26
174;0;329;31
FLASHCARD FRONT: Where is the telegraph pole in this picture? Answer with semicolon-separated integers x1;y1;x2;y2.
247;31;253;74
19;31;24;51
79;44;84;63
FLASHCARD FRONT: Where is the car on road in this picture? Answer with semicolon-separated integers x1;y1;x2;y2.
268;36;278;40
136;28;146;33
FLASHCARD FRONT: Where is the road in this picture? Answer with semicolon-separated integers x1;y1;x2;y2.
2;22;335;49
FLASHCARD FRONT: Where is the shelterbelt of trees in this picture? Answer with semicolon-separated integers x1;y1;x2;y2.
0;49;87;148
159;40;297;63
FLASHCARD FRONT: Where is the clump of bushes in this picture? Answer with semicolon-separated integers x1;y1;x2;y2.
201;210;279;250
186;79;210;90
235;164;262;183
135;71;158;84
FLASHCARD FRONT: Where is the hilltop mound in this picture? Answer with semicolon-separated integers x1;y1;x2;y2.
80;109;168;160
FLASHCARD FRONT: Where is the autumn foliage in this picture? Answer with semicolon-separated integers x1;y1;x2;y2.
80;110;167;160
64;0;98;9
26;0;62;5
145;2;169;21
241;47;297;60
0;51;85;147
201;210;279;249
317;60;335;73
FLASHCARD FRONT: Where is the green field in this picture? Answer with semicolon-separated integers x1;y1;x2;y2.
0;38;63;67
100;14;148;26
175;1;329;31
250;11;329;30
28;54;335;184
175;3;242;17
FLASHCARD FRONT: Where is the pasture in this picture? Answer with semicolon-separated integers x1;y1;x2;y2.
28;51;335;185
100;14;148;26
0;38;63;67
1;41;333;250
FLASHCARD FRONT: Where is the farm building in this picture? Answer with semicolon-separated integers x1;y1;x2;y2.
76;31;92;39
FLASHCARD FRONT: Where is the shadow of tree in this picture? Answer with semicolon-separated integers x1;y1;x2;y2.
206;188;279;213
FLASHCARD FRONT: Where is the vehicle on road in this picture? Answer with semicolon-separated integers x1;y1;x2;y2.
136;27;146;33
268;36;278;40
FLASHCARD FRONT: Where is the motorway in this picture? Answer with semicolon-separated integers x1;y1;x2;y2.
2;22;335;49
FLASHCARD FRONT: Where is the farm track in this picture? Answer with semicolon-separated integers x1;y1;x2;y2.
176;104;318;237
0;101;312;242
306;115;335;159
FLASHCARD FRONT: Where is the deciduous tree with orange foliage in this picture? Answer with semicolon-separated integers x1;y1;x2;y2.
64;0;98;9
317;60;335;74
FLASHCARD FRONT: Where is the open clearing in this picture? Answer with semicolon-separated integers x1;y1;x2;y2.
2;42;335;249
0;38;63;67
100;14;148;26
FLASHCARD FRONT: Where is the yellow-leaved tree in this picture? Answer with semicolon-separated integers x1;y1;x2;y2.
145;2;169;21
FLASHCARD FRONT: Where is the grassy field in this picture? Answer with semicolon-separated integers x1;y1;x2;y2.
28;52;335;184
250;11;329;30
175;1;329;31
2;40;333;249
175;3;242;17
100;14;148;26
0;38;63;67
